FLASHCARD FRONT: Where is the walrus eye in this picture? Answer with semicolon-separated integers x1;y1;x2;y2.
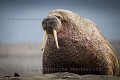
55;16;61;20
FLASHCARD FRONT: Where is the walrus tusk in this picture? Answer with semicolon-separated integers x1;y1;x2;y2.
41;30;47;51
53;29;59;49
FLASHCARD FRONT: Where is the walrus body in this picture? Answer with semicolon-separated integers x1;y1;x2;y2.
42;9;119;75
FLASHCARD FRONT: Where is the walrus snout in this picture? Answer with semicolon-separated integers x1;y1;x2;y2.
41;16;61;51
42;18;56;34
42;16;61;33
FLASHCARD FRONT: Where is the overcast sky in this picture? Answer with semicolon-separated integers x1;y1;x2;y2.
0;0;120;43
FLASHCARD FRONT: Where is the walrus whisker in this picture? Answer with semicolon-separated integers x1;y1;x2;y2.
41;30;47;51
53;29;59;49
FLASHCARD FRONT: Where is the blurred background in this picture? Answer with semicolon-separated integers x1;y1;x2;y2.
0;0;120;77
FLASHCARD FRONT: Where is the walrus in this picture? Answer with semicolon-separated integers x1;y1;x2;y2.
41;9;119;75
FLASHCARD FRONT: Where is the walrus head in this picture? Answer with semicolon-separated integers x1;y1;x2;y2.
41;10;65;50
41;9;78;51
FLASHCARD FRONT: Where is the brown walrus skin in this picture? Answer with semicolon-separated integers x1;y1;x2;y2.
41;9;119;75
